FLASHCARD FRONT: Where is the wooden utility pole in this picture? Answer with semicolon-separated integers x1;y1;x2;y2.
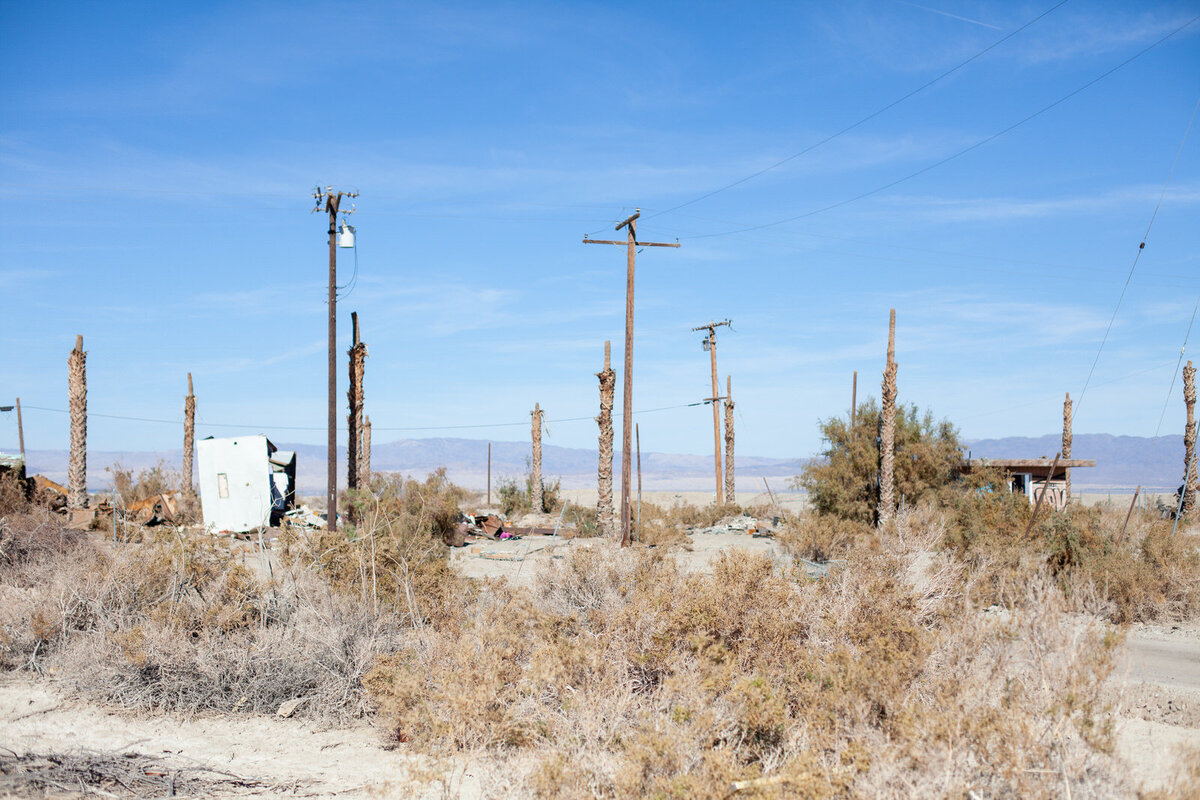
1062;392;1073;505
531;403;544;513
596;340;616;538
724;375;735;504
851;371;857;428
183;374;195;496
879;310;897;526
583;210;680;546
692;319;732;504
636;422;643;541
313;186;357;531
487;442;492;506
15;397;24;462
347;312;367;493
67;335;87;509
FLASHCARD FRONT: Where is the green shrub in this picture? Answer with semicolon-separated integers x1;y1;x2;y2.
798;399;960;524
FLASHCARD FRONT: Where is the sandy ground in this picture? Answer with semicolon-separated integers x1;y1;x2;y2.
4;533;1199;798
1112;622;1200;793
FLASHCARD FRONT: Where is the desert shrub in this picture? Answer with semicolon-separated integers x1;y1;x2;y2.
365;535;1126;797
0;513;404;718
938;471;1200;622
497;472;562;516
0;470;31;515
798;399;961;524
778;512;874;562
559;503;598;537
106;460;178;503
289;469;472;627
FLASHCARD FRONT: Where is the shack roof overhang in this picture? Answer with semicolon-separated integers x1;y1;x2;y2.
958;458;1095;480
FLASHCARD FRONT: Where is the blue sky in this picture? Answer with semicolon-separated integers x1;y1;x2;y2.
1;0;1198;460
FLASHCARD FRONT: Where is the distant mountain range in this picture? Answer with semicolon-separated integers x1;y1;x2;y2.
15;437;807;495
963;433;1187;491
13;433;1188;495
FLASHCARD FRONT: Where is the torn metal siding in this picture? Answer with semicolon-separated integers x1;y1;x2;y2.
197;435;295;532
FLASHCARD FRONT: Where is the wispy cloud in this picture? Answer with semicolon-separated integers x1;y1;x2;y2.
879;183;1200;223
896;1;1002;31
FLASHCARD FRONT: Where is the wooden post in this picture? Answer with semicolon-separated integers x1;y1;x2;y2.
596;341;616;538
15;397;24;462
1117;485;1141;545
1062;392;1073;505
487;442;492;507
67;335;87;509
1023;453;1061;536
183;374;195;495
582;211;679;546
531;403;543;513
636;422;642;541
723;375;735;504
851;371;857;428
879;310;897;526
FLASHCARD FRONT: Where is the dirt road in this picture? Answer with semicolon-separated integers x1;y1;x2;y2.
1113;623;1200;793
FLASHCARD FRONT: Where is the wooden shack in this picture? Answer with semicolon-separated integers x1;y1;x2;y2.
958;457;1095;512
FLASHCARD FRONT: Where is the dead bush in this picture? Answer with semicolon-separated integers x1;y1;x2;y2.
0;514;405;719
365;533;1128;797
107;460;178;504
290;469;472;626
778;512;874;561
0;470;31;515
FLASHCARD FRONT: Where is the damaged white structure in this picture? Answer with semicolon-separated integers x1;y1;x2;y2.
196;435;296;532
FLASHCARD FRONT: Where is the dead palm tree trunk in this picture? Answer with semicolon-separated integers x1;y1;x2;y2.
596;341;616;538
879;310;897;526
67;335;87;509
1184;361;1196;515
346;312;366;492
724;375;735;504
361;415;371;484
531;403;544;512
1062;392;1072;505
183;373;195;496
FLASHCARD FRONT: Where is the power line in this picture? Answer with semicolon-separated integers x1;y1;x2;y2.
1074;94;1200;419
683;14;1200;241
644;0;1071;220
19;401;706;434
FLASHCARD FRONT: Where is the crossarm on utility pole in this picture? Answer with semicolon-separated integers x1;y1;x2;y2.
583;239;681;247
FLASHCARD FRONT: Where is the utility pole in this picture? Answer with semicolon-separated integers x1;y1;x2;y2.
851;371;857;428
312;186;357;531
487;442;492;507
583;210;680;546
636;422;642;542
692;319;732;505
15;397;24;462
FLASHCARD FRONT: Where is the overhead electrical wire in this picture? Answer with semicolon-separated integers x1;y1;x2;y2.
644;0;1072;220
19;400;707;434
1073;94;1200;419
680;14;1200;241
